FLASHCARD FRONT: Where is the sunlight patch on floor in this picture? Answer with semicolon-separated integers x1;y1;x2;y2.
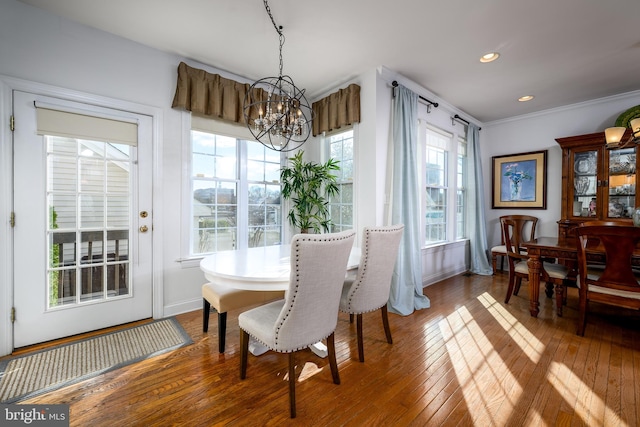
282;362;323;382
548;361;628;427
478;292;544;363
439;304;521;425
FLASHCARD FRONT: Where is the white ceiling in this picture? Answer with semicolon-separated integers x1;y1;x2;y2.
17;0;640;123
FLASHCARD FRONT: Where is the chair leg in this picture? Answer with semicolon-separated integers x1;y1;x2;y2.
545;282;554;299
492;254;497;275
577;294;588;336
240;329;249;379
327;332;340;385
505;273;517;303
555;282;564;317
288;352;296;418
349;313;354;324
203;299;211;332
513;277;523;296
217;312;227;353
381;305;393;344
356;313;364;362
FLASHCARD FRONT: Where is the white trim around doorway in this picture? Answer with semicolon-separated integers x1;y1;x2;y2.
0;75;164;357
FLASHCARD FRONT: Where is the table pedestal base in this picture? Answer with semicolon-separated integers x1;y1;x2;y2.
248;338;328;358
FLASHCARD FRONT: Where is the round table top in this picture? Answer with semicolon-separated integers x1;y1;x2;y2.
199;244;360;291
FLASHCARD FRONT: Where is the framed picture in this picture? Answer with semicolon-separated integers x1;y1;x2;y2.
492;150;547;209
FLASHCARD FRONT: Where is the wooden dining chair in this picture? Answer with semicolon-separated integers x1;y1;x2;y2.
238;230;356;418
575;222;640;336
339;224;404;362
491;240;507;274
501;215;572;315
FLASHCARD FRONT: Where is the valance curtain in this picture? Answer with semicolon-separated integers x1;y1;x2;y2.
388;84;431;315
465;123;493;275
171;62;261;124
172;62;361;135
311;84;361;136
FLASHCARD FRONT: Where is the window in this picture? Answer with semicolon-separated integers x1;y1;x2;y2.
425;129;448;243
423;125;466;245
190;129;282;256
327;129;354;232
456;137;467;239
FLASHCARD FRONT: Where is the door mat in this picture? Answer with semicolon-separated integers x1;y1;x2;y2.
0;318;192;403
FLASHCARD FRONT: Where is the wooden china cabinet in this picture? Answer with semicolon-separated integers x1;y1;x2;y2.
556;129;637;238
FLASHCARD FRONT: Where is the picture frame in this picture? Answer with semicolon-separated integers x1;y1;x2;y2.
492;150;547;209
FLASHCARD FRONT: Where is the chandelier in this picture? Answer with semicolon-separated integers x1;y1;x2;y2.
243;0;313;152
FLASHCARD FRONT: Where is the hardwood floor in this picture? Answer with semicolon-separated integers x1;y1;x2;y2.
10;271;640;426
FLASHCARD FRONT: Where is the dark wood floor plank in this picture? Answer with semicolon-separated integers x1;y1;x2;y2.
7;272;639;427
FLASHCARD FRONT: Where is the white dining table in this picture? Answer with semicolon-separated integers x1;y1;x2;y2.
199;243;361;357
200;244;361;291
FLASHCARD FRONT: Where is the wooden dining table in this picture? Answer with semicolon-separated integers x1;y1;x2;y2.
521;236;578;318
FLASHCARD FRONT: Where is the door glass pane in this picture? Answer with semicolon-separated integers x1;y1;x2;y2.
107;230;129;296
47;136;132;309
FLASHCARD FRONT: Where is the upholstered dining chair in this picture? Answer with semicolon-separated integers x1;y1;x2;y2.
501;215;572;315
238;230;356;418
339;224;404;362
202;282;284;353
575;222;640;336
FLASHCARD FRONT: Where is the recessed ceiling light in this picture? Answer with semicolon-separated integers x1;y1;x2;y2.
480;52;500;63
518;95;534;102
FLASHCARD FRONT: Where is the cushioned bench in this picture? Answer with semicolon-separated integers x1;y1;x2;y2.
202;282;284;353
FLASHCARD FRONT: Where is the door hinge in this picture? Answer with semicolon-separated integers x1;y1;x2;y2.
9;115;15;132
10;212;15;228
11;307;15;323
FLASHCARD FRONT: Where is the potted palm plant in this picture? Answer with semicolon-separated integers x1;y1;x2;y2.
280;150;340;233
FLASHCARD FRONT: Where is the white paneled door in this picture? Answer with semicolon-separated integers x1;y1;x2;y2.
12;91;153;348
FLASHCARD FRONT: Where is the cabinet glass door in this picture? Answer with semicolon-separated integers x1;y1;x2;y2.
573;150;598;218
607;147;636;219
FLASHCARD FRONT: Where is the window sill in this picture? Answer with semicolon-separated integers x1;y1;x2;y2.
177;257;205;269
422;239;469;251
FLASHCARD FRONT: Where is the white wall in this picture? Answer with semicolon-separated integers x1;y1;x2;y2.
0;0;218;325
482;91;640;247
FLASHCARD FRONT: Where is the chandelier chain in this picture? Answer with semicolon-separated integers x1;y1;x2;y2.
263;0;285;78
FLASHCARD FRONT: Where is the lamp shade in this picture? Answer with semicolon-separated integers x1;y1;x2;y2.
605;127;627;144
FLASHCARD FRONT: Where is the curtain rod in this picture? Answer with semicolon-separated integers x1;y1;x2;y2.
452;114;481;131
391;81;439;111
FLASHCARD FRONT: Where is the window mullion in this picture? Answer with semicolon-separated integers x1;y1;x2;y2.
237;140;248;248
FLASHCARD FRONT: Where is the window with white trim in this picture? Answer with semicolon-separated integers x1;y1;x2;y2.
190;125;282;256
326;129;354;232
423;125;466;245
